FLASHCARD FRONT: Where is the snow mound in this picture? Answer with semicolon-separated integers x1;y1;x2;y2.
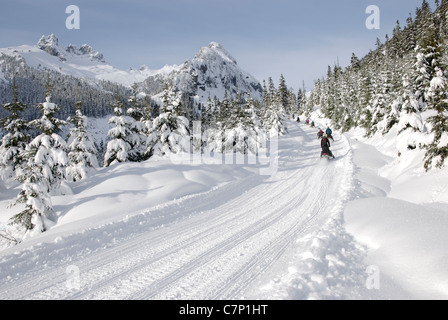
345;198;448;299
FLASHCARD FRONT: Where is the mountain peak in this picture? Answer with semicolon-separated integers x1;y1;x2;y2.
142;41;263;101
194;42;237;65
37;34;64;59
37;34;59;47
36;34;105;63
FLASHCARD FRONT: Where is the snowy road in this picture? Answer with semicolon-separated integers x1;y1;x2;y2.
0;122;363;300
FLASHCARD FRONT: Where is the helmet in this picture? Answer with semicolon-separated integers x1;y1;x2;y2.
323;133;327;138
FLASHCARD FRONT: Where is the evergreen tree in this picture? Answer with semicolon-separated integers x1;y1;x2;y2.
211;96;230;153
242;93;266;154
9;96;69;233
147;86;190;157
277;74;290;112
66;101;99;181
200;97;218;154
127;83;144;121
424;66;448;170
9;146;54;232
297;87;305;115
0;76;29;179
397;72;424;133
263;95;287;137
28;96;69;192
104;95;142;167
222;94;242;153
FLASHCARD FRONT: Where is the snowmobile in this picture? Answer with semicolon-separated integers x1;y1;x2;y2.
321;151;335;160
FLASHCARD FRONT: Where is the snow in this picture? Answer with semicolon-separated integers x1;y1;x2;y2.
343;127;448;299
0;117;448;300
0;40;179;88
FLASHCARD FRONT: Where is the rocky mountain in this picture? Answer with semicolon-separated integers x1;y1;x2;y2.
0;35;263;118
0;34;158;87
36;34;105;63
141;42;263;102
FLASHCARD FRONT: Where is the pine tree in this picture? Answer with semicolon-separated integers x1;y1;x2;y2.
66;101;99;181
210;95;233;153
9;96;69;232
277;74;290;113
9;147;54;232
263;95;287;137
398;72;424;133
104;95;142;167
424;66;448;170
297;87;305;115
200;97;218;154
396;71;425;154
222;94;242;153
0;76;29;179
242;92;266;154
28;96;69;192
147;86;190;157
127;83;144;121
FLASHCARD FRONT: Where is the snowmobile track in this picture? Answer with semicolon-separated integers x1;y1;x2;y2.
0;121;353;300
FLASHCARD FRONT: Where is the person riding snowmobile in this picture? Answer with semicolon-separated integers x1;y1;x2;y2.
321;134;335;159
326;127;334;141
317;129;324;139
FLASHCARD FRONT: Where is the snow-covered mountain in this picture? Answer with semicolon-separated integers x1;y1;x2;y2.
0;35;263;102
141;42;263;102
0;34;166;87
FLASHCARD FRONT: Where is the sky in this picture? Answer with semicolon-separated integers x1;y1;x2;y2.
0;0;433;91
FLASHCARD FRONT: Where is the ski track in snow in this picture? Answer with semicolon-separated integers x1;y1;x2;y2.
0;122;365;300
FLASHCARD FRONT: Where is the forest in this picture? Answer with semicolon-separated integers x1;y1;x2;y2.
303;0;448;170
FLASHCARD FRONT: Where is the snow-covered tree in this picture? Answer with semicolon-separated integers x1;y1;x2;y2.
199;97;218;153
66;101;99;181
240;93;266;154
208;96;231;153
104;96;143;167
9;96;69;233
423;66;448;170
28;96;69;191
263;93;287;137
277;74;290;112
147;86;190;157
397;72;424;137
0;76;29;179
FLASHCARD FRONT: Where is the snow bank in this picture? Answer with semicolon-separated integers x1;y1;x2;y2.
344;130;448;299
345;198;448;299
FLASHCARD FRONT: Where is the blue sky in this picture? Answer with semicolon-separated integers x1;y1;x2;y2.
0;0;433;91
